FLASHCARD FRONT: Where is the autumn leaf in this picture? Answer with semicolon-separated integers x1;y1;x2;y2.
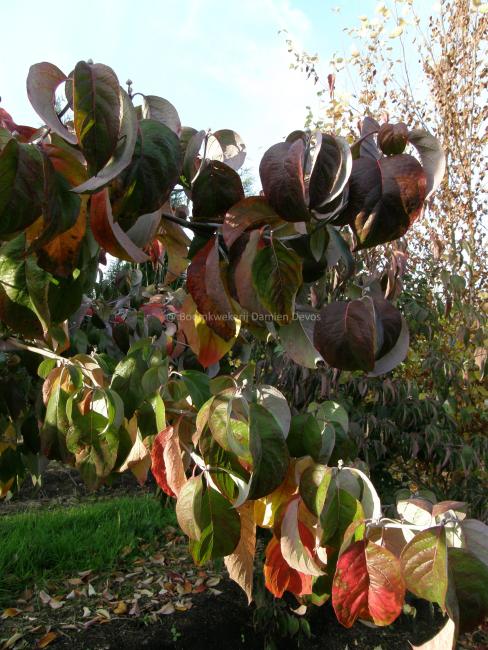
224;502;256;604
264;534;313;598
151;426;187;497
332;540;405;627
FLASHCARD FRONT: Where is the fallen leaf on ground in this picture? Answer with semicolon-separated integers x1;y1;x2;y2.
87;583;96;597
1;608;21;619
37;631;59;648
113;601;128;615
3;632;24;648
38;591;51;605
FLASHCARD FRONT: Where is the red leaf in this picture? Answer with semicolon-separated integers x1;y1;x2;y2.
222;196;285;248
90;189;149;263
332;540;405;627
264;535;313;598
150;426;186;497
327;73;335;97
186;238;236;341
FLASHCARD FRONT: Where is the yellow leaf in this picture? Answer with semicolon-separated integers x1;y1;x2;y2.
113;601;128;615
389;25;404;38
1;607;21;618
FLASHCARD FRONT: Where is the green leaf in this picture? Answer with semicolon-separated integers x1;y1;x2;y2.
208;392;251;463
400;526;448;609
189;485;241;563
40;383;73;463
181;370;212;410
320;482;364;547
0;234;51;333
0;127;12;151
309;400;349;434
461;519;488;568
255;385;291;437
448;548;488;632
248;403;289;500
115;119;181;223
66;388;121;489
279;315;324;369
37;358;56;379
199;435;249;501
251;240;302;323
110;350;149;418
287;414;322;460
73;89;137;193
28;154;81;252
0;139;43;236
73;61;121;174
300;464;333;517
176;475;205;540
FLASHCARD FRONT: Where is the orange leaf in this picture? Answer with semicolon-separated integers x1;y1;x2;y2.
179;294;239;368
264;535;312;598
151;426;186;496
90;188;148;263
224;502;256;604
1;607;21;619
37;631;59;648
36;199;87;277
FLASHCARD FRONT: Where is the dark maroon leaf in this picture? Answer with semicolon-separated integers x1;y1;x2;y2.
331;157;381;227
259;139;310;222
378;123;408;155
313;297;377;371
192;160;244;224
353;154;427;249
309;135;342;209
359;116;381;161
373;297;402;358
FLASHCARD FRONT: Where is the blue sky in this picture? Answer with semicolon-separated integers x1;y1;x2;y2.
1;0;388;175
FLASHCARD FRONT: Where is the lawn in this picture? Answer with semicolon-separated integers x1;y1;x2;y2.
0;495;176;604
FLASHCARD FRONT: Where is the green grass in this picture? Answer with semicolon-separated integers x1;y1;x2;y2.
0;495;176;604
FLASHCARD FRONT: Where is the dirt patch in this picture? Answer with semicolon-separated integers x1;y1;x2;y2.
0;463;155;516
